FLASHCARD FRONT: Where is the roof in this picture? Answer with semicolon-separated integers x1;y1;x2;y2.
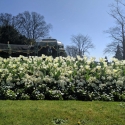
42;39;57;42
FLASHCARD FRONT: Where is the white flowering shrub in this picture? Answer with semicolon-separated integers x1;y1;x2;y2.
0;55;125;101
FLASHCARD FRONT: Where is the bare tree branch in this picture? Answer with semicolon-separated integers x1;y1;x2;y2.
66;34;94;57
104;0;125;59
65;45;78;57
14;11;52;41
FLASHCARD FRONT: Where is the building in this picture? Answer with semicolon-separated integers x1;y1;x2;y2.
0;38;67;58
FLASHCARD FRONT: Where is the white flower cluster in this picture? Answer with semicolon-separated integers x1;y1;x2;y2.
0;55;125;100
0;55;124;86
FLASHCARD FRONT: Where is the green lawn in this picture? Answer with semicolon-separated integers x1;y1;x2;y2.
0;101;125;125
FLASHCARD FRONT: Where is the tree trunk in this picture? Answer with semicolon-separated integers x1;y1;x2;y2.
123;42;125;59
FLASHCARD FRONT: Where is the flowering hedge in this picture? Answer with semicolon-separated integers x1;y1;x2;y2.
0;55;125;101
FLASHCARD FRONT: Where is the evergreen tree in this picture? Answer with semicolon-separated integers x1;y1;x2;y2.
0;25;30;44
114;44;123;60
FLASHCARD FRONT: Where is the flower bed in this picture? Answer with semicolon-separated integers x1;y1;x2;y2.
0;55;125;101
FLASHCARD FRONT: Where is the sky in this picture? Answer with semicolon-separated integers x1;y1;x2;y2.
0;0;116;60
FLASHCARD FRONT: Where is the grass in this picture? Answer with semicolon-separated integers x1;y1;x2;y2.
0;101;125;125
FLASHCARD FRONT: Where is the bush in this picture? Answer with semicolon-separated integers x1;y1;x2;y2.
0;55;125;101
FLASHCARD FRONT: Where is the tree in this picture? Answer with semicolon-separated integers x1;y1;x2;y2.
104;0;125;59
15;11;52;40
0;12;52;44
114;44;123;60
66;34;94;57
65;45;78;57
0;13;14;26
0;25;29;44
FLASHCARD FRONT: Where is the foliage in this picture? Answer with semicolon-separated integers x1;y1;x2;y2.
0;55;125;101
114;44;123;60
0;12;52;45
0;25;29;44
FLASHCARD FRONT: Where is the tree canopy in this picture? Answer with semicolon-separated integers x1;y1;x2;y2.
0;25;29;44
0;11;52;44
114;44;123;60
15;11;52;40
